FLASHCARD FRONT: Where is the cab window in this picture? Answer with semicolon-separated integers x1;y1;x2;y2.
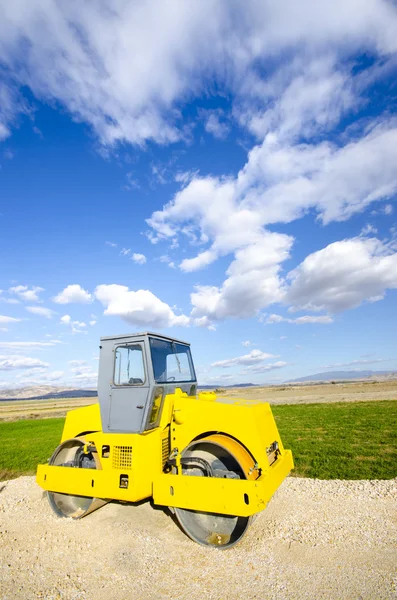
149;338;196;383
114;345;145;385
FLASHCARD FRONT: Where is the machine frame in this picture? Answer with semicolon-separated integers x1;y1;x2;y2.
36;332;293;546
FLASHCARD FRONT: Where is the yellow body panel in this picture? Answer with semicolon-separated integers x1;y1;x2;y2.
61;403;102;442
36;388;293;516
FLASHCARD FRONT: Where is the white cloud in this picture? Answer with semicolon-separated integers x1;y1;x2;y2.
287;237;397;312
71;368;98;386
1;1;397;147
360;224;378;236
383;204;393;215
0;340;61;350
0;122;10;141
131;253;147;265
0;315;21;324
188;231;293;322
203;110;230;140
89;320;97;326
68;360;87;367
70;364;96;375
94;284;190;329
150;122;397;242
0;355;49;371
266;314;333;324
53;284;92;304
26;306;56;319
60;314;86;333
0;295;20;304
2;1;397;330
321;358;389;369
147;119;397;323
123;172;140;191
240;361;287;374
159;255;176;269
105;241;117;247
211;349;276;368
120;248;131;256
0;80;28;141
17;370;65;384
192;316;217;331
203;374;235;383
242;341;251;347
9;285;44;302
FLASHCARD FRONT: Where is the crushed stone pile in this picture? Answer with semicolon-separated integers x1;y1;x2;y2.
0;476;396;600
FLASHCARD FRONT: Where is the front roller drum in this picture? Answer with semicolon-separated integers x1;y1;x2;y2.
46;437;107;519
173;435;257;549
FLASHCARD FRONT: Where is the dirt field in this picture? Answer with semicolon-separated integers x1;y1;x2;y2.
1;380;397;421
215;379;397;405
0;476;395;600
0;397;96;422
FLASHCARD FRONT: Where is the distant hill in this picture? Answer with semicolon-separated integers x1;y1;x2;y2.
288;370;397;383
198;383;257;390
0;385;97;401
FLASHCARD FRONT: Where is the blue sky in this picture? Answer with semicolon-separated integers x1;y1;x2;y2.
0;0;397;390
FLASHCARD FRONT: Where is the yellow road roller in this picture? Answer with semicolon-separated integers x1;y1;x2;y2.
37;332;293;548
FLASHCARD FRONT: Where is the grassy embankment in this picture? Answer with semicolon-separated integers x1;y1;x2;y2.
0;400;395;482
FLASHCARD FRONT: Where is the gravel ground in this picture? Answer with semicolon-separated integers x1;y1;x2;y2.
0;476;396;600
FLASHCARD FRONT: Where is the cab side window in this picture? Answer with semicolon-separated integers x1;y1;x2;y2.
114;345;145;385
166;352;192;382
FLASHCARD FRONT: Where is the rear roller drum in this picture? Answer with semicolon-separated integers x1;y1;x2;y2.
47;437;106;519
173;435;256;549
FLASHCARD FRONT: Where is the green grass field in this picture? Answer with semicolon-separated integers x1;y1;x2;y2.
0;400;396;481
273;401;396;479
0;418;64;481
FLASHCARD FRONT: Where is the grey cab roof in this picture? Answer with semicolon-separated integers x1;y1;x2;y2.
100;331;191;346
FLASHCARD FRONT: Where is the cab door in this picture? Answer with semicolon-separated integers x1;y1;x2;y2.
109;341;150;433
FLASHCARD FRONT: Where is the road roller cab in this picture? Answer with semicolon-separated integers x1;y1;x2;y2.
37;332;293;548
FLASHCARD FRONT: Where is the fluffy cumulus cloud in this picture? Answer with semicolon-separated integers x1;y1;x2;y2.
9;285;44;302
60;314;87;334
147;121;397;324
287;237;397;312
0;355;49;371
131;253;147;265
94;284;190;328
187;231;293;321
53;284;92;304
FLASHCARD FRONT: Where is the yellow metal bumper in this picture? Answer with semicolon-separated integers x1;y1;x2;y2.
36;464;132;503
153;449;293;516
37;449;293;517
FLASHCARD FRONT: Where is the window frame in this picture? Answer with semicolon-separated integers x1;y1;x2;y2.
149;337;197;384
113;343;146;387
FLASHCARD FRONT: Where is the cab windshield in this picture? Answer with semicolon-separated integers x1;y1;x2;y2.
149;338;196;383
